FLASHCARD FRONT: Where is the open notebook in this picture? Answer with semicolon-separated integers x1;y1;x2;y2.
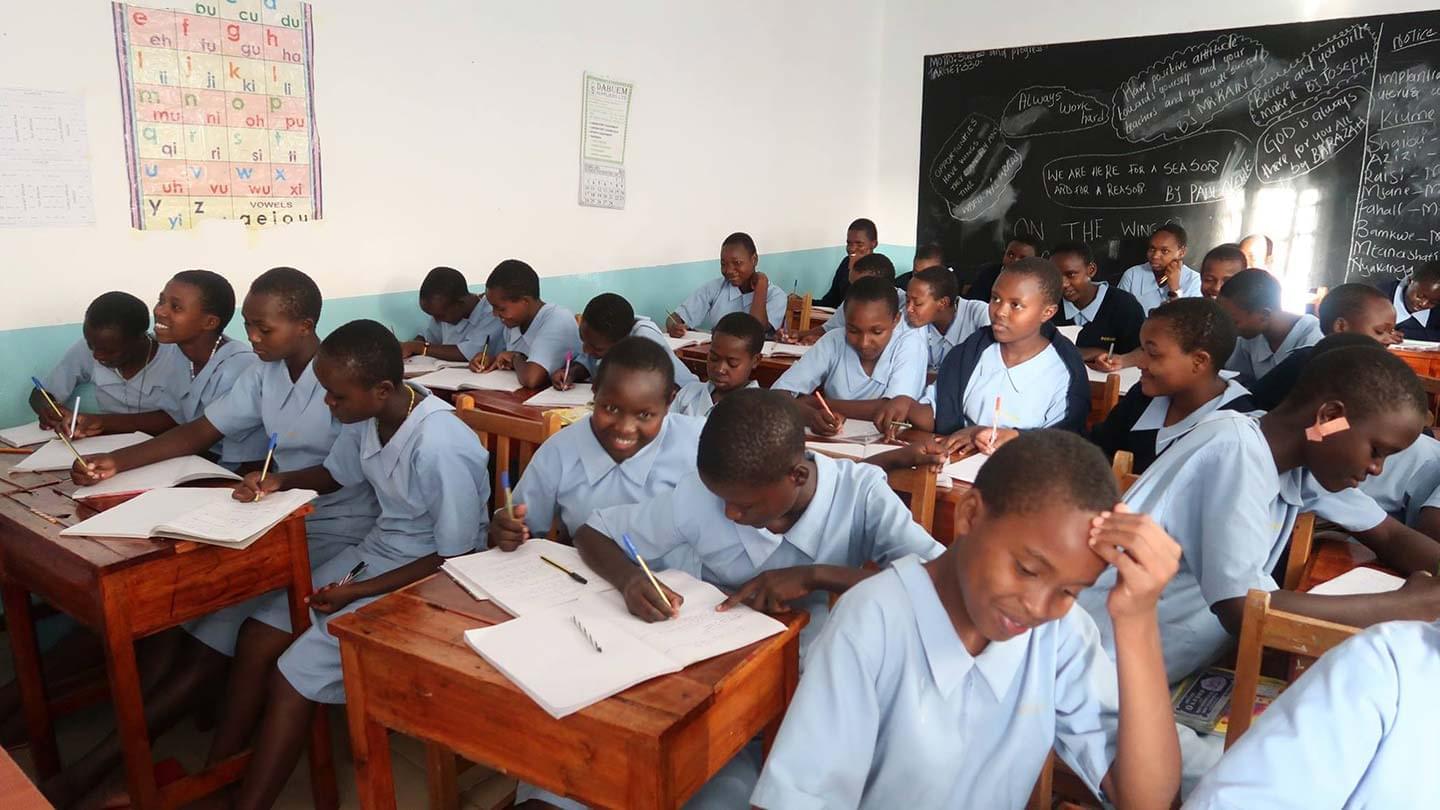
806;418;883;443
62;487;317;548
442;539;615;616
407;368;524;392
464;569;786;718
665;331;711;351
1306;567;1404;596
403;356;469;375
761;341;811;358
525;384;594;408
72;455;241;500
805;440;897;460
0;422;57;448
14;432;150;472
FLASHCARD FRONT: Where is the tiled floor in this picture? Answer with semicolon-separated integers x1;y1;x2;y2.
0;629;517;810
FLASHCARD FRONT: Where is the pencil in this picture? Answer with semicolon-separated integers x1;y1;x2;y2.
30;379;90;470
542;555;589;584
814;390;837;421
888;420;912;431
563;351;573;385
254;432;278;502
479;338;489;371
990;396;1001;446
24;504;62;526
621;533;671;611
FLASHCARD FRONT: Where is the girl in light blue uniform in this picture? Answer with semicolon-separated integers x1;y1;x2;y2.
669;232;787;333
554;293;697;389
403;265;507;362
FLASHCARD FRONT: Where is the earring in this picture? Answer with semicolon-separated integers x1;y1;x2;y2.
1305;416;1350;442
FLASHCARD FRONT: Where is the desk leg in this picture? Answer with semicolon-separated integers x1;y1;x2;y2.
97;583;159;809
340;642;397;810
424;742;460;810
0;584;59;777
283;520;338;810
761;633;801;757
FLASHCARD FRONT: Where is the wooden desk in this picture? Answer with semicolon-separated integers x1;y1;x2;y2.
1298;537;1381;592
0;746;50;810
331;575;808;810
0;457;335;810
1391;347;1440;378
676;343;799;388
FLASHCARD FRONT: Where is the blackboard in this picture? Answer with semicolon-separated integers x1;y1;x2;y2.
917;11;1440;289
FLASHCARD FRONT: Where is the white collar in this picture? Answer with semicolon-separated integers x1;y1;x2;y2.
1062;282;1108;324
1395;281;1431;327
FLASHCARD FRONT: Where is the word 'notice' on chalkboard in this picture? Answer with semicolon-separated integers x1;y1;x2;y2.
918;11;1440;288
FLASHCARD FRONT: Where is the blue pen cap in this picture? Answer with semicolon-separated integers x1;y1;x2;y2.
30;376;46;391
500;470;511;491
620;533;640;562
266;432;279;451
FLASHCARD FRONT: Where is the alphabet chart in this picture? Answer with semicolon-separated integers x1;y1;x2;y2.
111;0;321;230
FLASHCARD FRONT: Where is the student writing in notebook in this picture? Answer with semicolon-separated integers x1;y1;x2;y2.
1185;618;1440;809
877;257;1090;453
1048;240;1145;366
752;431;1182;810
786;253;904;344
201;319;490;810
551;292;697;390
402;265;506;364
1377;259;1440;342
815;218;879;308
489;337;703;550
1217;268;1322;386
1088;299;1253;475
904;265;990;369
667;232;786;336
471;259;582;389
1197;243;1247;300
671;311;763;419
772;277;928;434
31;291;184;436
50;269;381;807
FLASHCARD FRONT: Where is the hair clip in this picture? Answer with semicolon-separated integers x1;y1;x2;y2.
1305;416;1350;442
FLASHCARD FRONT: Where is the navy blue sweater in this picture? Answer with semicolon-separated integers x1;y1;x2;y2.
932;323;1091;435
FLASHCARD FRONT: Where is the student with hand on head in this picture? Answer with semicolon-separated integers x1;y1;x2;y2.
892;242;948;290
753;431;1182;810
879;257;1090;455
773;277;928;436
905;265;990;369
1376;259;1440;342
1238;232;1274;271
553;293;697;390
1116;224;1201;314
402;266;506;364
1089;298;1253;475
489;337;704;550
1217;268;1322;385
961;234;1041;303
667;232;786;336
1199;244;1248;300
671;312;763;419
1048;240;1145;365
472;259;582;389
788;253;906;344
816;218;879;308
1185;618;1440;809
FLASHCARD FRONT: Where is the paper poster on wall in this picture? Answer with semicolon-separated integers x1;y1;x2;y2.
111;0;322;230
579;72;631;210
0;88;96;228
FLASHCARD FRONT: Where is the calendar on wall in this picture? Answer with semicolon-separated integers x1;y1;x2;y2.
579;72;630;210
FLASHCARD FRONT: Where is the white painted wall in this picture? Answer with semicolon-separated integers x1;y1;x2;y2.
873;0;1440;244
0;0;880;331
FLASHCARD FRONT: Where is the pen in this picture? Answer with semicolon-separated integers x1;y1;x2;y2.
572;615;602;653
563;351;573;385
501;470;515;518
888;420;912;431
990;396;1001;446
31;377;66;422
621;533;671;611
542;554;589;584
254;432;278;502
338;560;367;586
30;379;90;470
813;390;837;422
479;338;489;371
1105;339;1116;360
68;396;79;438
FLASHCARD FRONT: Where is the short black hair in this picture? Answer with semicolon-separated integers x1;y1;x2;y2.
1147;298;1237;371
852;253;896;281
915;243;946;264
912;266;958;305
85;291;150;338
171;269;237;330
249;266;322;322
582;293;635;342
1218;268;1282;312
846;275;901;317
722;232;757;255
1008;233;1042;252
1318;283;1389;335
1414;260;1440;284
713;312;766;356
698;388;805;484
319;319;402;388
998;256;1062;307
1311;332;1386;357
1152;223;1188;247
1240;233;1274;256
593;335;674;392
848;218;877;242
974;430;1118;517
1049;240;1094;266
1202;243;1247;269
419;266;469;302
485;259;540;300
1284;344;1426;422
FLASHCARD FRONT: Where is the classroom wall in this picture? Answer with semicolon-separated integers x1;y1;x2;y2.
0;0;880;426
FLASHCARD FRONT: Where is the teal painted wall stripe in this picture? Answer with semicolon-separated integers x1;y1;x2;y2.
0;244;915;429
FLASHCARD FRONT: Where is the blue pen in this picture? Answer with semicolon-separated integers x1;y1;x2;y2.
501;470;514;517
621;533;671;610
31;377;65;421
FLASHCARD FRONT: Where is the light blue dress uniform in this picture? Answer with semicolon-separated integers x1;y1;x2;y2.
1225;314;1323;381
753;556;1118;810
1117;263;1201;314
671;380;759;419
278;393;490;704
186;359;381;656
1360;433;1440;525
674;277;788;332
1185;619;1440;810
923;300;990;368
164;339;267;466
575;317;698;387
958;343;1069;427
511;413;703;544
1130;377;1253;459
42;337;185;415
771;326;928;401
421;297;507;361
822;289;909;333
505;302;583;374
